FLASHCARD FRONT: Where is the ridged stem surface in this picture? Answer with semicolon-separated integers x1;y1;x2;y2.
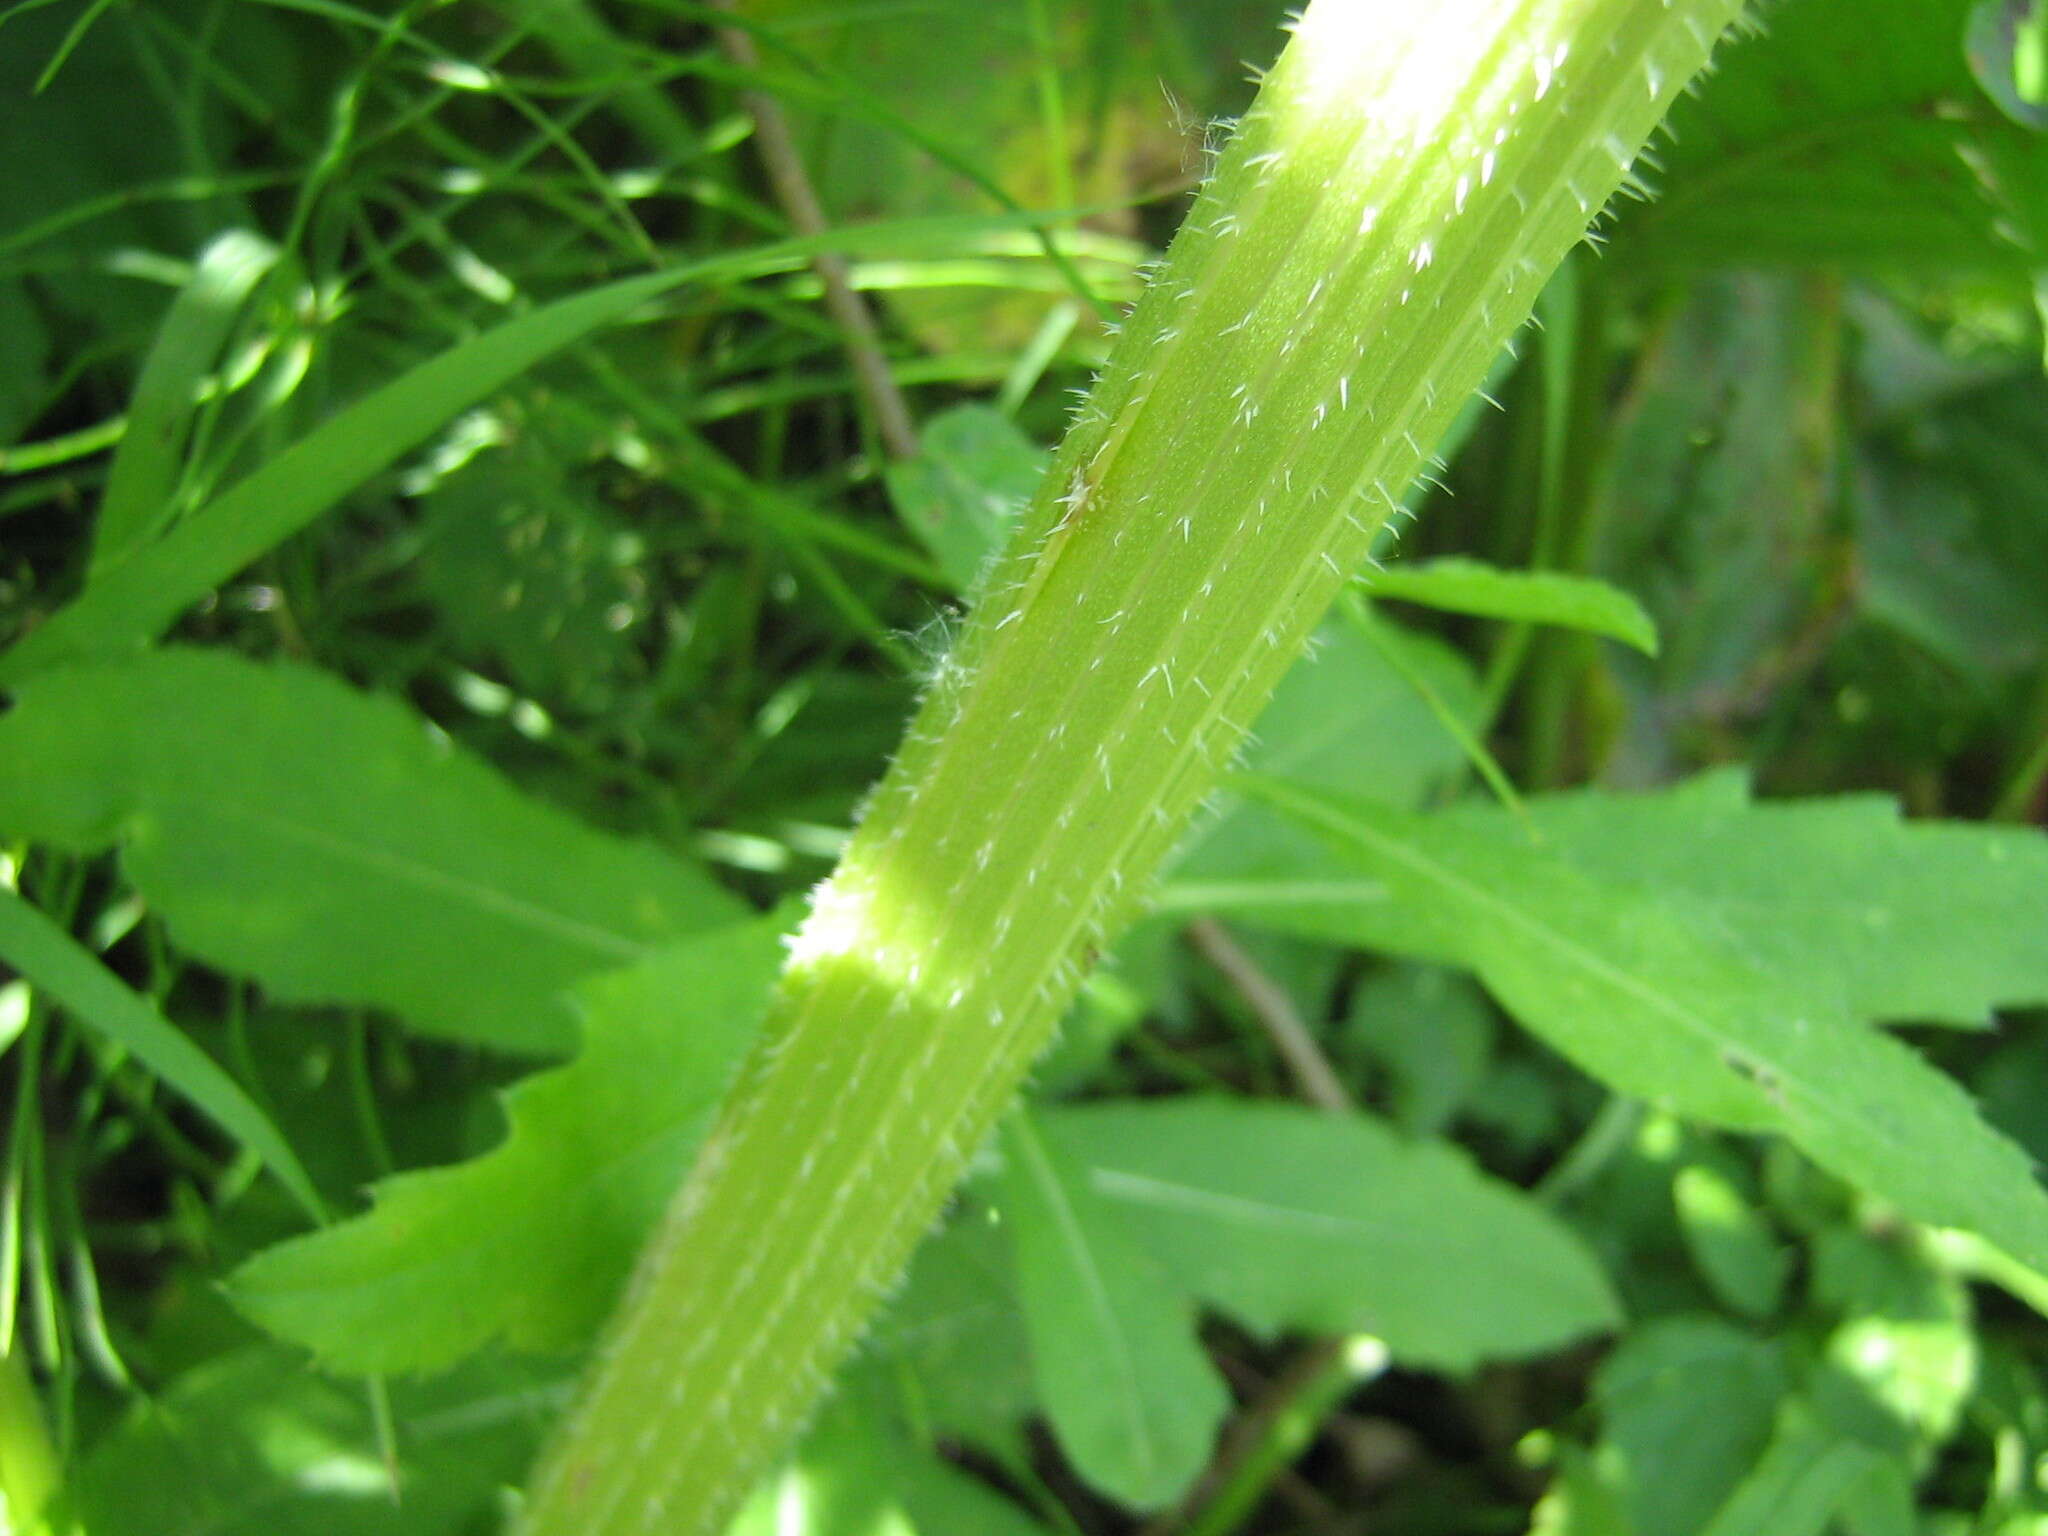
518;2;1747;1529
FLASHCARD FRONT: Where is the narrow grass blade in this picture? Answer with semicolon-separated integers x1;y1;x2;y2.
1365;556;1660;654
0;216;1069;686
89;228;280;575
0;885;322;1222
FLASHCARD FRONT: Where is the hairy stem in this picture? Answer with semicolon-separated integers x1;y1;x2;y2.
518;2;1747;1529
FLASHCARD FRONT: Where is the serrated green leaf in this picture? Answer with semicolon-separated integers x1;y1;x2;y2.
1237;775;2048;1280
883;404;1047;593
228;917;781;1374
1493;770;2048;1027
0;886;320;1221
1000;1110;1228;1511
1365;558;1659;655
1209;765;2048;1033
0;649;742;1053
1595;1315;1789;1536
1042;1098;1620;1368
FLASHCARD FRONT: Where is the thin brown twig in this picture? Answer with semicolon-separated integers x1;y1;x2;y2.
1157;920;1365;1535
1185;916;1352;1113
709;0;920;463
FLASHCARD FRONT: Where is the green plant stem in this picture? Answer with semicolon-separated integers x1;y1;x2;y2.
1346;588;1528;823
1534;1094;1645;1204
1514;260;1615;785
1996;726;2048;823
518;3;1748;1530
1173;1336;1390;1536
1478;253;1589;730
1994;667;2048;822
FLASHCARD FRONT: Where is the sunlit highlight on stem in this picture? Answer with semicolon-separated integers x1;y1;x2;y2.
518;2;1750;1530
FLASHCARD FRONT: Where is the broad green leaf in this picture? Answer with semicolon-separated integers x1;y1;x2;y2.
1364;558;1659;655
728;1389;1048;1536
89;229;280;575
1000;1110;1228;1511
0;649;742;1053
1238;776;2048;1278
852;1214;1036;1466
1697;1405;1896;1536
1491;770;2048;1027
883;404;1047;592
1162;610;1479;916
1594;1316;1788;1536
1042;1098;1620;1367
56;1344;561;1536
1673;1161;1790;1320
1620;0;2048;275
1836;1458;1916;1536
1214;768;2048;1029
1211;609;1482;811
228;917;781;1374
1528;1444;1632;1536
0;886;320;1222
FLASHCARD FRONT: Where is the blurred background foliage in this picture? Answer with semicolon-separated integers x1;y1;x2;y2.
2;0;2048;1533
